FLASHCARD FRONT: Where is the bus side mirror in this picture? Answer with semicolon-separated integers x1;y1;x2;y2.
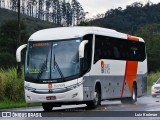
16;44;27;77
16;44;27;63
79;40;88;58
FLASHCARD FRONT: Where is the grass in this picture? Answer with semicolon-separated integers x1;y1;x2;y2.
0;68;41;109
147;84;152;95
0;99;40;109
147;71;160;85
147;71;160;94
0;68;24;101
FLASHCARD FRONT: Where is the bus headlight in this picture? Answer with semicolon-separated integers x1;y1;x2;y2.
25;86;36;92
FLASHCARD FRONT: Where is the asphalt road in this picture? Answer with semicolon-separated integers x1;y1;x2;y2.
1;95;160;120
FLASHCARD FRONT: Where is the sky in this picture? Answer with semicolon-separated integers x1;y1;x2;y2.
71;0;160;18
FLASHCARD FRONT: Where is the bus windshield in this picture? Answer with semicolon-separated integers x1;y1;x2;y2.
25;39;81;83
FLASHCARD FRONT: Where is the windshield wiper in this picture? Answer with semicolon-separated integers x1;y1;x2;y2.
37;54;48;80
53;54;64;81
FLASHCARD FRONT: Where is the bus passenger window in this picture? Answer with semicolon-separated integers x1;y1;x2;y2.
113;46;120;59
82;34;93;73
94;35;146;62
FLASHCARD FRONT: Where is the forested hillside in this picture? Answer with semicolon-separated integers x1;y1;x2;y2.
0;8;57;68
0;8;57;34
0;0;85;26
87;2;160;72
88;2;160;34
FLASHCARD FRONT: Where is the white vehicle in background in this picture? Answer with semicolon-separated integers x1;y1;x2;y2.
16;27;147;111
151;79;160;97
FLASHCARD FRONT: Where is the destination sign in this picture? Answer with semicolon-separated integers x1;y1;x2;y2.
32;43;49;47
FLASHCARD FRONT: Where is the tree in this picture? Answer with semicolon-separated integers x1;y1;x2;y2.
27;0;32;16
51;0;62;25
0;0;5;8
71;0;85;25
45;0;52;21
30;0;37;17
71;0;77;25
10;0;18;11
51;0;57;24
136;24;160;72
66;2;72;26
21;0;25;14
0;0;1;8
62;0;67;25
0;0;86;26
56;0;62;25
0;20;29;68
38;0;45;19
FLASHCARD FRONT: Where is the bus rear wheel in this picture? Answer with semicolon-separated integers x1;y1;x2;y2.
42;103;53;111
86;86;101;109
121;84;137;104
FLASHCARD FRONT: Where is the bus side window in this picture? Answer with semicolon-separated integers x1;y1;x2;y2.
94;49;101;60
124;40;146;61
82;34;93;72
94;35;146;62
113;46;120;59
94;36;102;63
138;42;145;61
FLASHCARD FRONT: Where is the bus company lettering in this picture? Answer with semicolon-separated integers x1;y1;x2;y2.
54;84;65;88
101;61;110;74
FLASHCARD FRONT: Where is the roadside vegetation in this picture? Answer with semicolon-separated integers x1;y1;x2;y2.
0;68;24;101
147;71;160;94
148;71;160;86
0;68;40;109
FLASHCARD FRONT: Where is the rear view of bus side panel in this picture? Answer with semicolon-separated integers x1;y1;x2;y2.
83;59;147;101
82;34;147;101
137;58;148;97
83;75;125;101
83;59;131;101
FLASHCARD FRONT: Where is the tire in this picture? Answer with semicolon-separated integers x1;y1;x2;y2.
42;103;53;111
86;86;101;109
121;84;137;104
152;95;156;98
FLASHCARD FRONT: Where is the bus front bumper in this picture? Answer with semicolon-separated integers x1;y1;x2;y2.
25;86;83;103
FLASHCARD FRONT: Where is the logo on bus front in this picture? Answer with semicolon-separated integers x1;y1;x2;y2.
101;61;110;74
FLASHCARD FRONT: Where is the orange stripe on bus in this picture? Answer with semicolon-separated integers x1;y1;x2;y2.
121;61;128;97
125;61;138;93
121;61;138;97
121;36;139;97
128;35;139;41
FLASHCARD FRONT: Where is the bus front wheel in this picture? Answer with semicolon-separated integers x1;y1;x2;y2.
42;103;53;111
86;86;101;109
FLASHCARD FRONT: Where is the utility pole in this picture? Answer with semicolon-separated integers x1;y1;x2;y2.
18;0;21;46
17;0;22;77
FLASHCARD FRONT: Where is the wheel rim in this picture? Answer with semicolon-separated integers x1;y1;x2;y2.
95;91;98;105
132;88;136;100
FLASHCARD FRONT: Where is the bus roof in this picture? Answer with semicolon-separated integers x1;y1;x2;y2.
28;26;144;42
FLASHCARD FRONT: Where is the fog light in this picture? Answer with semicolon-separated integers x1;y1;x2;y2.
27;96;32;100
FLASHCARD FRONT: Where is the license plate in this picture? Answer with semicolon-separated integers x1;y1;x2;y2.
46;96;56;100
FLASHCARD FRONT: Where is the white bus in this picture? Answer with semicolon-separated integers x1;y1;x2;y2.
16;27;147;111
